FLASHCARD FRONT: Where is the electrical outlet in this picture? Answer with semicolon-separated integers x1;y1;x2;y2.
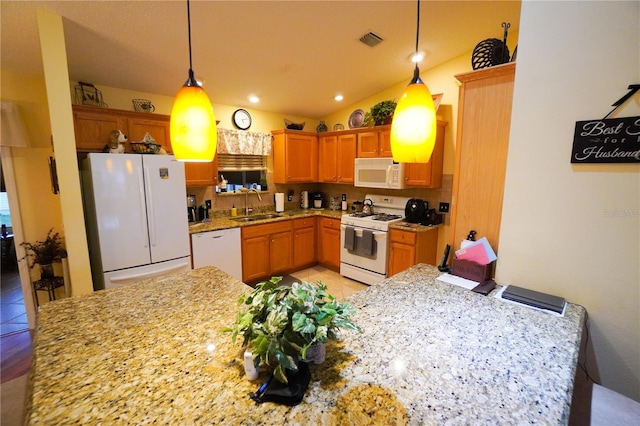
205;200;212;209
439;202;450;213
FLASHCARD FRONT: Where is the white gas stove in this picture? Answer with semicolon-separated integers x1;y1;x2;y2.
340;195;410;285
340;194;410;231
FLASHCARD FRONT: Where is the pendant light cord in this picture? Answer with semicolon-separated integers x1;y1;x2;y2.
412;0;421;81
415;0;420;56
187;0;193;73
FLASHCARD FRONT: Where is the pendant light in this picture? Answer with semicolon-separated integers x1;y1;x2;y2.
170;0;217;162
390;0;437;163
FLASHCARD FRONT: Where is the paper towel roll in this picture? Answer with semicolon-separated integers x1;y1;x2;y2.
275;192;285;212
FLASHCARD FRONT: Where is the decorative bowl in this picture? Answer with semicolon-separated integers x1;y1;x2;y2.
284;119;305;130
131;142;160;154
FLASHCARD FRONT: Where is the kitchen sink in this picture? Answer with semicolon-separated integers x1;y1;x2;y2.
229;213;284;222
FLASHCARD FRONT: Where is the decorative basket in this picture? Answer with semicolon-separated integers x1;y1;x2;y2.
284;119;305;130
130;142;160;154
471;38;510;70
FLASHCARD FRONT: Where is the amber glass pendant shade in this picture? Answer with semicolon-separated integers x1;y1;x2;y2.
170;80;217;162
390;72;436;163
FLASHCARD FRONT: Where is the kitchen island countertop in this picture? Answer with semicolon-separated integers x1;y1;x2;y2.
26;264;585;424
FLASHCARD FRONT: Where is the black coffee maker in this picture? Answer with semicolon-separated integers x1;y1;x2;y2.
187;194;197;222
311;192;324;209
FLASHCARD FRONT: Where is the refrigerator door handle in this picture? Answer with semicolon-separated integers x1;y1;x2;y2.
137;167;149;248
144;166;157;247
108;261;190;284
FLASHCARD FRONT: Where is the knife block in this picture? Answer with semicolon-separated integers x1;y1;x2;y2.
451;258;495;282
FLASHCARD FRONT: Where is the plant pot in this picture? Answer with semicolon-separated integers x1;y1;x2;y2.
303;342;326;364
383;116;393;125
40;264;54;279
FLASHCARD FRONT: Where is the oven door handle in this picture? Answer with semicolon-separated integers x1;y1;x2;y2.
340;225;387;237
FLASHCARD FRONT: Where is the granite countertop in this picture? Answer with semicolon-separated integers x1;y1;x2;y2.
188;209;345;234
389;222;442;233
26;264;585;425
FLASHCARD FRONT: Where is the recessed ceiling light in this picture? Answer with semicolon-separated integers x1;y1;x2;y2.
335;94;344;102
410;51;425;63
248;95;259;103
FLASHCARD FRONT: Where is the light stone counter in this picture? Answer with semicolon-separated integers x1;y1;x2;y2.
188;209;345;234
26;264;584;425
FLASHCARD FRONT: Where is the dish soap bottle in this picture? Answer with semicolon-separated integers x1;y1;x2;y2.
231;204;237;217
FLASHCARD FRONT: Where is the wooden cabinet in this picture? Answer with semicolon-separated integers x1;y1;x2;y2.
318;133;356;183
241;221;293;283
403;121;447;188
72;105;172;153
185;157;218;187
292;217;316;269
317;217;341;272
356;126;392;158
272;130;318;183
450;63;515;252
388;228;438;277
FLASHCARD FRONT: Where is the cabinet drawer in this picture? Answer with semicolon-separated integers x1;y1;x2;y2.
320;217;340;229
293;217;316;229
390;229;417;244
242;220;292;239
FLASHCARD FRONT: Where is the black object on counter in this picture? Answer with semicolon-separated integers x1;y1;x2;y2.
438;244;451;273
405;199;428;223
472;279;496;296
250;361;310;406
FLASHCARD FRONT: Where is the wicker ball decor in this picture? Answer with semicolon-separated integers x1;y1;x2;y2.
471;38;510;70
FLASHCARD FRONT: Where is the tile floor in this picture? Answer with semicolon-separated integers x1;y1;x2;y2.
289;265;369;301
0;266;28;336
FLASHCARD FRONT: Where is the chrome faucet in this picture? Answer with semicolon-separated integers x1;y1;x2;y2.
239;187;262;215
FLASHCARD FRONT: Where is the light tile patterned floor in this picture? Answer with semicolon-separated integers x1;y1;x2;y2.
289;265;368;301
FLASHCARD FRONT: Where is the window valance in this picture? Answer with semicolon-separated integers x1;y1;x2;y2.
217;128;272;156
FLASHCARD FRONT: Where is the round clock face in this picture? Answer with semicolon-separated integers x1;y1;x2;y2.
233;109;252;130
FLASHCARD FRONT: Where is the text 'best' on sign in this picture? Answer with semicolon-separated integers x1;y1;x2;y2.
571;116;640;163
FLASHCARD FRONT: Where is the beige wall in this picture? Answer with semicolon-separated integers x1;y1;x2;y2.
498;1;639;400
0;71;64;259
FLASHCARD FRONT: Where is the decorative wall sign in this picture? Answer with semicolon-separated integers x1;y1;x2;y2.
571;116;640;163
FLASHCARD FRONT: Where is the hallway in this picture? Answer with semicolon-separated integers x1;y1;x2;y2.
1;265;28;337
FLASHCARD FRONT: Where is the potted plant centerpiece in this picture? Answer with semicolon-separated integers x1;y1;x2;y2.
21;228;66;279
365;99;397;126
226;276;361;383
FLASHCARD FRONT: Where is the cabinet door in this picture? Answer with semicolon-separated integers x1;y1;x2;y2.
185;157;218;187
336;134;356;183
241;234;271;282
378;128;392;157
357;131;379;157
388;241;416;277
293;218;316;268
403;121;446;188
287;133;318;182
318;218;340;271
127;117;172;153
318;135;338;182
73;107;126;152
270;231;293;275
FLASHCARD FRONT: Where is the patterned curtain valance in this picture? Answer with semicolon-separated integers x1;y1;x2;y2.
217;128;272;156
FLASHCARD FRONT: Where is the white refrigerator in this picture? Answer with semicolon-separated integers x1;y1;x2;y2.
82;153;191;290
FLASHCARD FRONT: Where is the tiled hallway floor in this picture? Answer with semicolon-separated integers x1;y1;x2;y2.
0;265;28;336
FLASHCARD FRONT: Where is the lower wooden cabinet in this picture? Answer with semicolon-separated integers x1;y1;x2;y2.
241;221;293;283
318;217;341;272
293;217;317;269
388;228;438;277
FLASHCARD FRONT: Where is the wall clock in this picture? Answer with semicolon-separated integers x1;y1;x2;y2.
232;109;252;130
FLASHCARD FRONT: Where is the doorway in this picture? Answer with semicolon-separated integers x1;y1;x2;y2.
0;149;36;334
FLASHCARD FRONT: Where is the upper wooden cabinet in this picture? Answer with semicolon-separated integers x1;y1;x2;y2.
72;105;172;153
450;63;515;253
403;121;447;188
185;157;218;187
356;126;392;158
318;132;356;184
272;130;318;183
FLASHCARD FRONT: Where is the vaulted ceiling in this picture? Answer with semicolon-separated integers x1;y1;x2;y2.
1;1;521;118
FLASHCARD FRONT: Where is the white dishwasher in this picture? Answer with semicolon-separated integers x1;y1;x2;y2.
191;228;242;280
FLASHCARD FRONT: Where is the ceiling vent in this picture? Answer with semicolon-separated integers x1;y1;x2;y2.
359;32;383;47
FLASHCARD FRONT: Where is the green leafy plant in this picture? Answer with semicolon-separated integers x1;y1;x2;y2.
226;276;361;383
20;228;66;268
369;99;397;125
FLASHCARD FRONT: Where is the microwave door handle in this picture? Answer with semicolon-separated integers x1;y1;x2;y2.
386;165;392;186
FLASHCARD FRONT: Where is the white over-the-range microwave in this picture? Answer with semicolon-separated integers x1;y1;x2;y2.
354;157;406;189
